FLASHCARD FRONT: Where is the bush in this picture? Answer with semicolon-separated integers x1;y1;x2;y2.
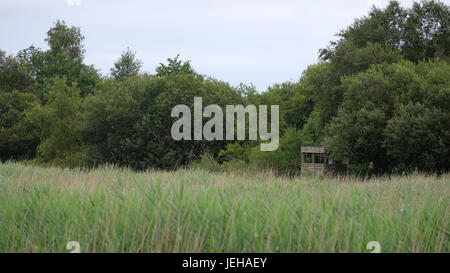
384;103;450;173
249;127;302;175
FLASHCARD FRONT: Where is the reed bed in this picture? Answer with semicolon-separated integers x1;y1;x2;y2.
0;162;448;252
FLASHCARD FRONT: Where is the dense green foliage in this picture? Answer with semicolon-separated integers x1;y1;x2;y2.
110;48;142;79
325;60;450;173
25;77;83;166
0;1;449;175
384;103;450;172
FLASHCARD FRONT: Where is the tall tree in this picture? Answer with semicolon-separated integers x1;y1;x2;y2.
110;48;142;79
0;50;34;93
155;54;199;78
43;20;85;80
45;20;85;63
17;20;99;99
25;77;83;166
403;0;450;62
324;59;450;174
384;103;450;172
0;90;40;161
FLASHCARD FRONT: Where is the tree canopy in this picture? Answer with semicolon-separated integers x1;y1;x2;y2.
1;1;448;175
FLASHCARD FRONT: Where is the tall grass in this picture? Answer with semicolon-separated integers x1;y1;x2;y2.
0;161;448;252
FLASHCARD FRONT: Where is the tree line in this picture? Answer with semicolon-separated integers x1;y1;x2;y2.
0;0;449;175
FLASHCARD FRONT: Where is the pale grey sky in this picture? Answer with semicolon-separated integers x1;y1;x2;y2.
0;0;422;91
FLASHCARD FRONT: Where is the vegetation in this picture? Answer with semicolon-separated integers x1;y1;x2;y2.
0;162;448;253
0;1;449;176
1;0;448;255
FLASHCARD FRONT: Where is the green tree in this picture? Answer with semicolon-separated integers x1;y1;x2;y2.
155;54;200;78
325;59;449;174
403;0;450;62
16;45;44;81
82;63;243;170
42;20;85;82
0;50;34;93
17;21;99;99
45;20;85;63
324;62;412;173
300;109;323;146
298;63;341;142
256;82;309;134
384;103;450;172
26;77;83;166
320;1;449;63
110;48;142;79
0;90;40;161
80;77;144;167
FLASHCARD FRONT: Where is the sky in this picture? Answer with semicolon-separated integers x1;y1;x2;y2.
0;0;422;91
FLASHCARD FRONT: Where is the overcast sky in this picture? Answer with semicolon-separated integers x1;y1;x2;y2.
1;0;421;91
